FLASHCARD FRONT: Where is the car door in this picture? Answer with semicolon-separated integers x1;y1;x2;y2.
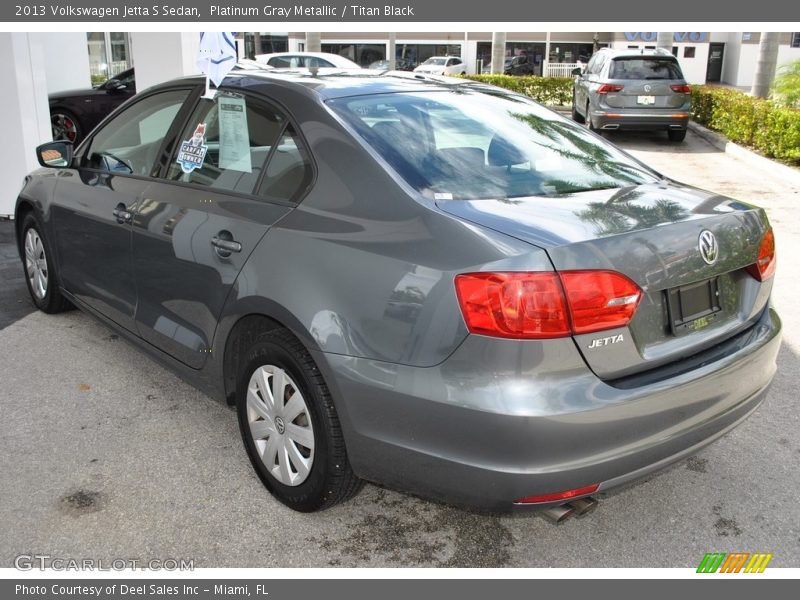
51;87;195;332
131;90;313;368
575;55;596;109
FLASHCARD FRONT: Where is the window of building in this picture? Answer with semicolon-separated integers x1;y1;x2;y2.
242;33;289;58
86;32;131;85
322;43;386;67
684;47;696;58
792;33;800;48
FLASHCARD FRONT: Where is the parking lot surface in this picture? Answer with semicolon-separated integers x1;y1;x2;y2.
1;130;799;568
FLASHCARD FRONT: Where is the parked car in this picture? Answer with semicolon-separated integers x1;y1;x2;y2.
254;52;360;69
413;56;467;76
572;48;691;141
49;68;136;144
504;55;537;75
368;58;416;71
19;71;780;513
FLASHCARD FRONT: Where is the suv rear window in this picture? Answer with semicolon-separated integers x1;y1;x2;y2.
609;58;683;80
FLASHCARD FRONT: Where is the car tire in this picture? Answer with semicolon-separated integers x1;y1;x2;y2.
572;93;585;123
236;326;362;512
668;129;687;142
50;110;82;144
20;212;71;314
585;102;599;132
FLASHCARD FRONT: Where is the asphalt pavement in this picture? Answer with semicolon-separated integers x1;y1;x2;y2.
1;130;799;568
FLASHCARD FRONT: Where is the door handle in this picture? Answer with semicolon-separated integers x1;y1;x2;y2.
113;203;132;224
211;232;242;258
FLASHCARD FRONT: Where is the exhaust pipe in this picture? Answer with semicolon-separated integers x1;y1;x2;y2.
540;504;575;524
565;496;598;517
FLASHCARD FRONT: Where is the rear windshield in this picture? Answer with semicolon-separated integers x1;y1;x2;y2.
328;89;658;200
609;58;683;80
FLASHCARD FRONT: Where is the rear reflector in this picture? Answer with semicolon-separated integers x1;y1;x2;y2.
514;484;600;505
747;228;776;281
670;84;692;93
597;84;624;94
454;270;642;339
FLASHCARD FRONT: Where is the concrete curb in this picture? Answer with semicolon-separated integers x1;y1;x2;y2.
688;121;800;185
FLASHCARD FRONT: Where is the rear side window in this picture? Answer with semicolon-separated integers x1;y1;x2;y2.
165;93;312;203
609;58;683;80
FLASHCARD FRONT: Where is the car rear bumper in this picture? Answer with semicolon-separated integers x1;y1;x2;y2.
315;306;780;511
591;109;690;131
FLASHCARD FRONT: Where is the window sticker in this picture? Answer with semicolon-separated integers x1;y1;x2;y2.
176;123;209;173
218;95;252;173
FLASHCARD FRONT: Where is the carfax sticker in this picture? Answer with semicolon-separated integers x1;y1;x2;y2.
176;123;208;173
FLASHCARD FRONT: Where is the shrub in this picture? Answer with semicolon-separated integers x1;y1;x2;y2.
772;60;800;109
691;86;800;164
459;74;574;106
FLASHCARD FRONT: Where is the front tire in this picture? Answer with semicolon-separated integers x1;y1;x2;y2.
20;212;71;314
50;110;82;143
236;326;362;511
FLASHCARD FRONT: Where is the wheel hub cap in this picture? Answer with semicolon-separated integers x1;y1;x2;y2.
24;228;48;300
246;365;315;487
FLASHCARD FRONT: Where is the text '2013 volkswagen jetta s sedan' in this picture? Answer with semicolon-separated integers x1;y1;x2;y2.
17;70;780;512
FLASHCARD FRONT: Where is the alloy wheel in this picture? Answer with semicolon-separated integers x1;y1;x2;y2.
51;113;79;142
24;228;48;300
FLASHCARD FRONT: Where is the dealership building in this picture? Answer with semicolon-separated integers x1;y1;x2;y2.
2;30;799;217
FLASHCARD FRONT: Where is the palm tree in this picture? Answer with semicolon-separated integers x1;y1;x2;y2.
751;32;780;99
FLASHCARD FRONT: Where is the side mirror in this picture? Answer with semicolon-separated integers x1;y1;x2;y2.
105;78;126;92
36;141;73;168
571;67;584;76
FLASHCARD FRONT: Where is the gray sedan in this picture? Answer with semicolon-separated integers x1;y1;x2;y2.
16;70;779;513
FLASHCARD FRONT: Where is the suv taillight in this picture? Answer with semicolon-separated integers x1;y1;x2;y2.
670;84;691;93
597;84;624;94
747;229;776;282
454;271;642;339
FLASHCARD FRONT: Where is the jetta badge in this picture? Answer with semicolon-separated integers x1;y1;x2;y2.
699;230;718;265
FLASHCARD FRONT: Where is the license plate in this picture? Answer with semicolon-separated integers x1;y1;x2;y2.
666;277;722;334
637;95;656;105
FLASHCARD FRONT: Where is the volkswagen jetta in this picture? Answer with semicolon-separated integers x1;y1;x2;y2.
16;70;780;512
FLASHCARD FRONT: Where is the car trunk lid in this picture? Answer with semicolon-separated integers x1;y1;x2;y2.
437;182;773;379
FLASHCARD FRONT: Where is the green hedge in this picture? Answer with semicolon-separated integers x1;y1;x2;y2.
460;74;574;106
691;86;800;164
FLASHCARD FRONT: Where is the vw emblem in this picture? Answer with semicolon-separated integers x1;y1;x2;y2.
644;84;651;92
275;416;285;435
698;230;718;265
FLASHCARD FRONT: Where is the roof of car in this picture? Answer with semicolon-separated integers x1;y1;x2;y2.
594;47;678;59
157;68;480;101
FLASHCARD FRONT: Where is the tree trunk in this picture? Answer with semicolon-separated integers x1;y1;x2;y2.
491;32;506;75
751;32;780;98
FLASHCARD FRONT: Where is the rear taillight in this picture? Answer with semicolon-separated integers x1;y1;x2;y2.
747;228;776;281
670;84;691;93
454;272;570;339
514;483;600;505
597;84;624;94
560;271;642;334
454;270;642;339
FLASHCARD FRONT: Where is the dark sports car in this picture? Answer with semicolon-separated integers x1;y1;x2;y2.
49;68;136;143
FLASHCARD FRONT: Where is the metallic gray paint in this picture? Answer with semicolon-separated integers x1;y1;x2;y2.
15;71;781;509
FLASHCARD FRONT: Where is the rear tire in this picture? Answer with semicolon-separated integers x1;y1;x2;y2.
20;212;71;314
236;326;362;512
50;109;82;144
668;129;687;142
